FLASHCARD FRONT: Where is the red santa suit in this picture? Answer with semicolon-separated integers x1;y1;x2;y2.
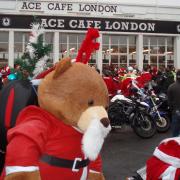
146;138;180;180
118;68;126;79
152;67;158;79
103;76;117;97
2;106;102;180
137;72;152;88
135;76;144;88
120;75;137;97
1;65;10;82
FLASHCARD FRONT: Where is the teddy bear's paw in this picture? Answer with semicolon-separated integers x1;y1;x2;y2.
5;171;41;180
87;172;105;180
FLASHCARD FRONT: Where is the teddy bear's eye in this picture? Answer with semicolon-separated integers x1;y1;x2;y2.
88;100;94;106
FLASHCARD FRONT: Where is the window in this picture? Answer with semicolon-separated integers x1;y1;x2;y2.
102;35;136;68
14;32;29;59
143;36;174;68
44;32;53;62
0;32;9;66
59;33;68;59
59;33;88;63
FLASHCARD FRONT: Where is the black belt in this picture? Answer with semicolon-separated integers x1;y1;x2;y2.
40;154;90;172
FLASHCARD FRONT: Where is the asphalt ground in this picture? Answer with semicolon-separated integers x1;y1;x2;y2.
101;126;171;180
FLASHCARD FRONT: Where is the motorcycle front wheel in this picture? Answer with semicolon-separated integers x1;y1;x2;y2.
133;113;156;138
155;115;170;133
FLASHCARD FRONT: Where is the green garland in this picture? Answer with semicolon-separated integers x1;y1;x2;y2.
14;32;52;79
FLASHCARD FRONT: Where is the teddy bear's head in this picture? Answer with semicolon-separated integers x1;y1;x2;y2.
38;57;111;160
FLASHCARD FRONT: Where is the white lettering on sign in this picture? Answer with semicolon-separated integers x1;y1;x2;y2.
39;18;155;32
69;19;101;29
148;23;155;31
105;21;155;32
41;19;65;28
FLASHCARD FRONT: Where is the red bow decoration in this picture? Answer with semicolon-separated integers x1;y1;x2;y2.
76;28;100;64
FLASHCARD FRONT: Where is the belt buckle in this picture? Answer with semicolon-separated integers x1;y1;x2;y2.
72;157;82;172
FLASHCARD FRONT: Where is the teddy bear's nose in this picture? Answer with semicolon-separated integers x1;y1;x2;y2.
100;117;110;128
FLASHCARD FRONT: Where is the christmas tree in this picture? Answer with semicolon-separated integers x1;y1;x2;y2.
15;23;52;80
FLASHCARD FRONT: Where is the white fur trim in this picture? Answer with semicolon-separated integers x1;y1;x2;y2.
142;72;149;74
136;166;146;180
153;148;180;168
31;79;42;86
160;166;176;180
6;166;39;175
161;137;180;146
72;126;83;133
89;169;100;174
80;166;88;180
82;119;111;161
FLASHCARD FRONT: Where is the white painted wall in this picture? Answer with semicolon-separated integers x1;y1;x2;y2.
0;0;180;21
26;0;180;7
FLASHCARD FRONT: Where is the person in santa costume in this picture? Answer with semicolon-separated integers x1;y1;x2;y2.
103;76;119;98
1;65;11;84
118;67;126;81
146;137;180;180
137;66;152;89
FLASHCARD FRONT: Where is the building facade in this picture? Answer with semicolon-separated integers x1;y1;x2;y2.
0;0;180;73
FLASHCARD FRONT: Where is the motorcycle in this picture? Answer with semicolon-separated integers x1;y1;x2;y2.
130;80;170;133
108;94;156;138
141;90;170;133
156;93;171;120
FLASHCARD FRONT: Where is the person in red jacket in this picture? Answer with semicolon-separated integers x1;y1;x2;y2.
1;65;10;83
103;76;118;98
138;66;152;88
118;67;126;80
120;77;134;97
120;67;137;97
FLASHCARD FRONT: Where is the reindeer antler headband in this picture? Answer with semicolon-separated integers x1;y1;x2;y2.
76;27;100;64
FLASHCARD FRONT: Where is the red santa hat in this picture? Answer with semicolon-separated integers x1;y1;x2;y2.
31;66;55;85
148;137;180;179
118;67;126;73
154;137;180;162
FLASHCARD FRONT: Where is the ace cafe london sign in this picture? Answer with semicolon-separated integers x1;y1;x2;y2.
18;1;118;15
0;15;180;34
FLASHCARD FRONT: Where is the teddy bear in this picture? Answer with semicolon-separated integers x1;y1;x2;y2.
2;57;111;180
2;28;111;180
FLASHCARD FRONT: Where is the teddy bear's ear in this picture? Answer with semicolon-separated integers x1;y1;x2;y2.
53;57;72;79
